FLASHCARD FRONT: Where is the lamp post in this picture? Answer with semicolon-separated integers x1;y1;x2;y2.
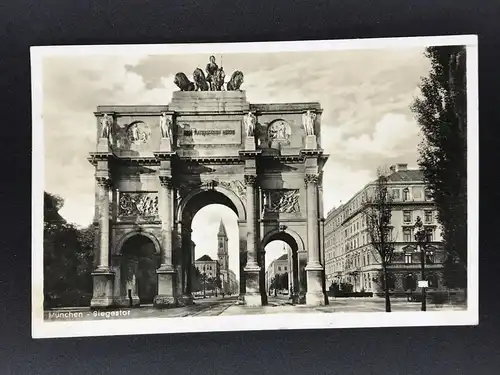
414;216;429;311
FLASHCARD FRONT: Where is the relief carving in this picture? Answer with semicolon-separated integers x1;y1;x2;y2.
119;192;159;217
263;189;300;213
217;180;246;202
127;122;151;145
267;119;291;147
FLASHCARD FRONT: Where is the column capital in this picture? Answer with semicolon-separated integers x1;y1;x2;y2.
159;175;174;188
96;176;112;189
304;173;320;185
244;175;257;186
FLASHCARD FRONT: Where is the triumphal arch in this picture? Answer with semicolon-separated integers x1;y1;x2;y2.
89;59;329;308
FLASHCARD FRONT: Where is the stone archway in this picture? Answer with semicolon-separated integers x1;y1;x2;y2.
261;228;305;304
173;186;246;304
89;85;328;309
118;232;161;306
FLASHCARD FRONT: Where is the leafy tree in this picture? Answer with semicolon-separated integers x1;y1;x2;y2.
410;46;467;288
44;192;96;307
363;168;396;312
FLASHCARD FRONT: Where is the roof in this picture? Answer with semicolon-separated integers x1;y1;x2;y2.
386;169;424;182
196;254;214;262
218;219;227;237
276;254;288;261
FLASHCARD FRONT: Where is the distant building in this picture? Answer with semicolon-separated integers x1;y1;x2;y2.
265;254;289;293
324;163;445;296
195;254;219;279
194;220;239;295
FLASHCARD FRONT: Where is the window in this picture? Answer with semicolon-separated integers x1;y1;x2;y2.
392;188;401;200
278;266;281;271
284;266;287;271
404;253;412;264
404;274;417;291
403;210;412;223
424;210;433;224
403;188;410;201
426;228;434;242
403;228;412;242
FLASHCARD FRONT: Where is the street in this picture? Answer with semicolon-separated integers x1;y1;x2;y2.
44;295;466;322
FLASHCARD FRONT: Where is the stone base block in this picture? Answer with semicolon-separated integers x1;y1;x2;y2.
306;292;326;306
304;135;317;150
91;270;115;308
159;137;172;151
153;295;177;308
245;293;263;307
244;136;256;150
97;138;111;153
169;90;250;112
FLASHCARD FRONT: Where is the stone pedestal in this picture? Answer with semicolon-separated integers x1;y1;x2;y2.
154;267;177;308
90;270;115;308
97;137;111;153
305;265;326;306
159;137;172;152
244;266;262;306
245;136;256;151
304;135;317;150
169;91;250;112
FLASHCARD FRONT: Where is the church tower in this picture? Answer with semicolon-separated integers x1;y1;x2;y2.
217;219;229;272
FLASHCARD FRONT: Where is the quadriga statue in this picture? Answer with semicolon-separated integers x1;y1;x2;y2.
174;72;196;91
193;68;209;91
226;71;244;91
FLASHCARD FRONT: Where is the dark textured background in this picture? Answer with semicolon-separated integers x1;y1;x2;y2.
1;0;499;373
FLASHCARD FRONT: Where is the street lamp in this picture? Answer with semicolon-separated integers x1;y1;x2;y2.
414;216;430;311
203;266;206;299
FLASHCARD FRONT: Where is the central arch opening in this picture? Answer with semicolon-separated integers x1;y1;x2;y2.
120;234;159;305
179;188;244;300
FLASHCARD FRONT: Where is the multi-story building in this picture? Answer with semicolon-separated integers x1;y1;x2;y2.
324;163;445;296
265;254;289;293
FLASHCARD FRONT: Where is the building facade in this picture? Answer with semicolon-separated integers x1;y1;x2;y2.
324;164;446;296
265;254;289;293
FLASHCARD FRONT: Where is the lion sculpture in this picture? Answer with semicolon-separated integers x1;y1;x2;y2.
226;70;244;91
193;68;209;91
174;72;196;91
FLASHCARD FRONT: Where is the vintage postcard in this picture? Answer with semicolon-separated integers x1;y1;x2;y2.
31;35;478;339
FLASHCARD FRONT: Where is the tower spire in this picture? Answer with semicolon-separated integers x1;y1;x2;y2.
218;219;227;237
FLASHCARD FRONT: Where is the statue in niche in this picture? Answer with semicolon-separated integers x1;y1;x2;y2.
174;72;196;91
160;112;173;140
100;113;113;142
302;110;316;136
193;68;209;91
226;70;244;91
268;120;291;144
243;111;256;137
205;55;219;91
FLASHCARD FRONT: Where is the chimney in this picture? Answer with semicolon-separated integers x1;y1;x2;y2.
389;165;396;173
396;163;408;171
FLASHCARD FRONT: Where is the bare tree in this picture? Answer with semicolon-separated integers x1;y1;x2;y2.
363;167;397;312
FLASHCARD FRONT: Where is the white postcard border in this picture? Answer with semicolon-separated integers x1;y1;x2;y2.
31;35;479;339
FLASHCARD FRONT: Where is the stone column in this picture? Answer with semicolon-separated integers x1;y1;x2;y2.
243;175;262;306
154;176;177;308
91;175;115;308
304;173;326;305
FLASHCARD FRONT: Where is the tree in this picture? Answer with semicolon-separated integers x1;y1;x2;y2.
410;46;467;289
363;168;397;312
44;191;96;307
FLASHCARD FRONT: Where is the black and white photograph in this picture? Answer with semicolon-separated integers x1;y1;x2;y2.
31;35;478;339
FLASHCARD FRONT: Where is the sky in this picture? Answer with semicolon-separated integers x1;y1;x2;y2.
42;45;431;276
